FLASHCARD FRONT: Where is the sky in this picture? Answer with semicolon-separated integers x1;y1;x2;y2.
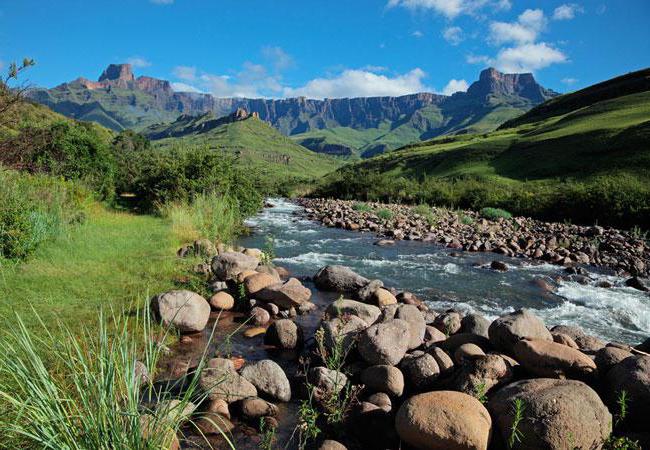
0;0;648;99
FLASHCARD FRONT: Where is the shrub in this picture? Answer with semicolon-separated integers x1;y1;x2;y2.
480;207;513;220
352;202;372;212
376;208;393;220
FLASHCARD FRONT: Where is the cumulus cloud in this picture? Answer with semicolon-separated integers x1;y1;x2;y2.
553;3;583;20
283;68;430;99
387;0;511;19
262;46;294;71
126;56;151;68
171;82;203;93
489;9;547;45
412;30;424;38
561;77;578;85
172;65;197;81
442;26;463;45
441;78;469;95
493;42;567;72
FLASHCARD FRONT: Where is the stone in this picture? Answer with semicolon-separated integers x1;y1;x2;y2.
236;269;258;283
249;306;270;326
396;304;426;350
429;346;454;374
360;365;404;397
243;247;263;259
433;311;461;335
243;327;266;338
396;391;492;450
193;239;217;257
371;288;398;307
199;358;257;404
606;355;650;427
151;290;211;333
211;252;260;281
595;346;633;373
325;298;381;325
257;277;312;309
308;366;348;397
209;291;235;311
460;313;491;338
552;332;579;349
358;319;411;366
320;315;367;357
264;319;303;349
491;260;508;271
244;272;277;296
139;414;180;450
314;265;369;293
366;392;392;412
240;359;291;402
206;398;230;418
454;343;486;365
357;279;384;303
625;276;649;292
424;325;447;346
439;333;492;353
134;360;150;385
196;413;235;435
239;397;278;420
319;440;347;450
400;352;440;390
513;338;597;380
155;399;196;423
488;379;612;450
453;354;513;396
488;309;553;354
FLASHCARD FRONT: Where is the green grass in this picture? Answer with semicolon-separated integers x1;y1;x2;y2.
0;205;180;333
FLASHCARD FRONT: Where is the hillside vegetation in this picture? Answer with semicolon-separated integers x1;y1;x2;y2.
315;68;650;229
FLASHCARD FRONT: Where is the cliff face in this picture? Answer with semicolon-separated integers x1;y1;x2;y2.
27;64;558;141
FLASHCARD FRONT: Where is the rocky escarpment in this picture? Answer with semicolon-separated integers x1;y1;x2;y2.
146;237;650;449
299;198;650;279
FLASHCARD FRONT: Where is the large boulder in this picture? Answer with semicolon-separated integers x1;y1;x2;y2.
396;304;426;350
240;359;291;402
606;355;650;427
199;358;257;404
264;319;303;349
357;279;384;303
400;352;440;390
151;290;210;333
211;252;259;281
433;311;461;335
488;378;612;450
396;391;492;450
239;397;278;420
460;313;491;338
244;272;277;296
358;319;411;366
488;309;552;354
325;298;381;325
452;354;513;396
257;278;312;309
360;365;405;397
314;265;369;293
320;315;367;357
308;366;348;397
209;292;235;311
595;346;632;373
513;338;597;380
370;288;397;307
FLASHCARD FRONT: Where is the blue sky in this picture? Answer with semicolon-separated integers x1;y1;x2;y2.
1;0;648;99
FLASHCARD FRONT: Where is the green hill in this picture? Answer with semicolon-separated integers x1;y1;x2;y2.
146;111;342;182
315;68;650;229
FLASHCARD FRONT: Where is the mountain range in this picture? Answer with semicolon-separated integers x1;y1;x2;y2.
27;64;557;157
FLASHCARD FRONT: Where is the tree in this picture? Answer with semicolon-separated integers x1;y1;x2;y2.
0;58;36;126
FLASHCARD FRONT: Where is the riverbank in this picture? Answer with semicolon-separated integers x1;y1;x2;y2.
298;198;650;281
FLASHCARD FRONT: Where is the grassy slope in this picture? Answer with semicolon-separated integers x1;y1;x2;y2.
154;116;342;180
0;205;180;332
348;90;650;182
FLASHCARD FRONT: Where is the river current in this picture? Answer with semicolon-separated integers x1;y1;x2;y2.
239;199;649;345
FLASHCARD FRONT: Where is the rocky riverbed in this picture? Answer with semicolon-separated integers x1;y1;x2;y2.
141;212;650;449
298;198;650;281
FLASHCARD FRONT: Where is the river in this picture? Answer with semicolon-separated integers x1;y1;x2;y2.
239;198;650;345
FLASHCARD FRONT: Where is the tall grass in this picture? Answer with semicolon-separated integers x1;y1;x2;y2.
159;192;242;244
0;308;230;449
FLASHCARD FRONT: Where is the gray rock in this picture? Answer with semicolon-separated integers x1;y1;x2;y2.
400;352;440;390
308;366;348;396
257;277;312;309
360;365;404;397
249;306;270;326
461;313;491;338
396;304;426;350
429;346;454;374
240;359;291;402
595;346;632;373
453;354;513;396
314;265;369;293
325;298;381;325
239;397;278;420
264;319;303;349
199;358;257;404
357;279;384;303
606;355;650;427
488;309;552;354
320;315;367;357
433;311;461;335
150;290;211;333
211;252;259;281
358;319;411;366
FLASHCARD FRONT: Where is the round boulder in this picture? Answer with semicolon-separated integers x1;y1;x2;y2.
209;291;235;311
361;365;405;397
606;355;650;427
358;319;411;366
488;309;552;354
513;338;597;381
264;319;303;349
314;265;369;293
488;378;612;450
325;298;381;325
396;391;492;450
151;290;211;333
396;304;426;350
244;272;277;296
211;252;260;281
240;359;291;402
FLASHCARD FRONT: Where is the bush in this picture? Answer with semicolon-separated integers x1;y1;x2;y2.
376;208;393;220
352;202;372;212
480;207;513;220
0;168;90;260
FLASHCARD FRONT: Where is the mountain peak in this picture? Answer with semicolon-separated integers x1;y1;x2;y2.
98;64;135;83
468;67;554;103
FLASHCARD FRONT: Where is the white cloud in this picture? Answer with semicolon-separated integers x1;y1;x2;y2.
171;82;203;93
466;54;491;65
283;68;430;99
150;0;173;4
261;46;294;71
493;42;567;72
387;0;510;19
126;56;151;68
441;78;469;95
172;65;197;81
361;65;389;72
561;77;578;85
442;26;463;45
489;9;547;45
553;3;583;20
412;30;424;38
